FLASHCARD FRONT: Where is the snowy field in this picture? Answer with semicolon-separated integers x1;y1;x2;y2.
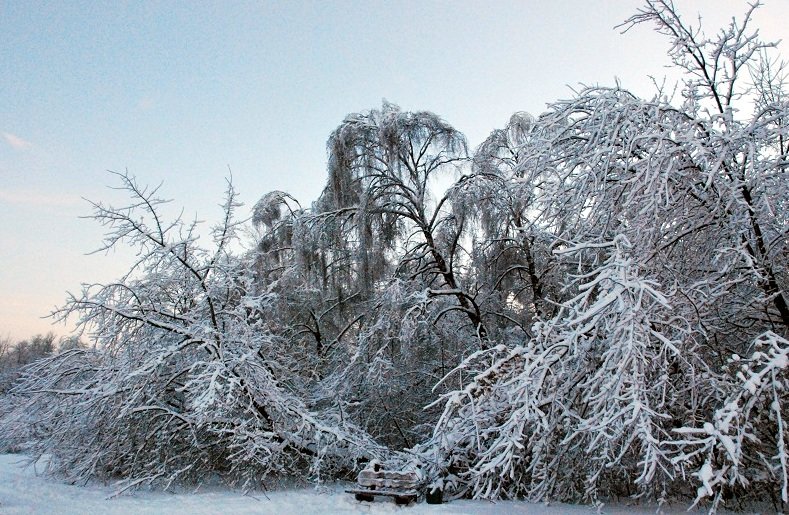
0;454;750;515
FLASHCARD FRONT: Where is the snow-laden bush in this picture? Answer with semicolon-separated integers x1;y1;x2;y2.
671;331;789;511
422;236;699;502
419;2;789;509
0;173;382;492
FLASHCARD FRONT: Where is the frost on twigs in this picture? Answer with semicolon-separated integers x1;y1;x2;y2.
0;171;380;492
421;236;689;502
670;332;789;511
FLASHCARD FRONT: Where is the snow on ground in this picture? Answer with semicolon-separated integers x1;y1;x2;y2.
0;454;741;514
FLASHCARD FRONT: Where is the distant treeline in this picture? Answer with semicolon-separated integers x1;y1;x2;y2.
0;333;85;393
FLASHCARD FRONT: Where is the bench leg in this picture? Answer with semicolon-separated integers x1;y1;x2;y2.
426;487;443;504
394;495;415;505
355;493;375;502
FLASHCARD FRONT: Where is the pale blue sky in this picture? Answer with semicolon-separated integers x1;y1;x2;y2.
1;0;787;339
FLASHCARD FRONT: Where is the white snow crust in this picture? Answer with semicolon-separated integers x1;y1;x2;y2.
0;454;731;514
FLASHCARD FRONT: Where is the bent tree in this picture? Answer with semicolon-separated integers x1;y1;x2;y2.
425;0;789;508
1;172;379;491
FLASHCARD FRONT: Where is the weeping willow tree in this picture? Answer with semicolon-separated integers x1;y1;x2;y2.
317;102;487;339
458;111;561;338
274;102;496;448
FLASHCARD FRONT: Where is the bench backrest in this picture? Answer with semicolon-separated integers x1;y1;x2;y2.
358;469;419;490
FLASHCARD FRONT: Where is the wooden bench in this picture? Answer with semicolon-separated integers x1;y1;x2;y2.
346;462;419;505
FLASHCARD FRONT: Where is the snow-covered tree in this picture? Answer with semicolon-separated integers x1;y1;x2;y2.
424;236;696;501
670;331;789;511
317;102;487;342
268;103;494;449
424;0;788;509
0;172;381;491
